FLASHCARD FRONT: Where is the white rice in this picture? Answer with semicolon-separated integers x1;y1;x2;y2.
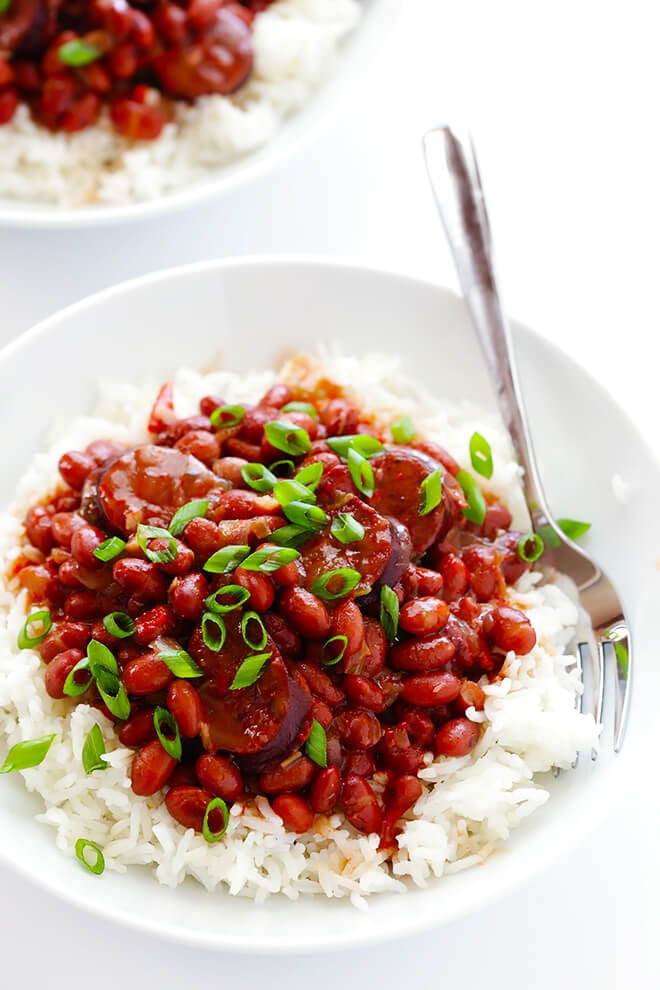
0;0;360;207
0;353;598;907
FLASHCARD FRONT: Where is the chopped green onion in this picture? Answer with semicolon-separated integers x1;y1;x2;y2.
204;584;251;613
241;463;276;493
240;610;268;651
311;567;361;601
202;797;229;843
517;533;545;562
558;518;592;541
294;461;324;491
0;0;14;14
137;524;177;564
239;545;300;574
102;611;135;639
264;420;311;456
390;415;416;444
58;39;102;67
281;401;319;419
320;634;348;667
230;651;271;690
269;459;295;477
17;609;52;650
63;656;94;697
153;707;182;761
158;649;203;679
380;585;399;644
283;500;328;532
420;469;443;516
269;524;312;548
169;499;208;536
0;734;55;774
210;404;245;429
93;536;126;562
347;448;375;497
97;676;131;721
304;720;327;768
75;838;105;876
201;612;226;652
326;434;383;459
203;544;250;574
87;639;119;679
82;724;106;775
615;641;629;679
469;432;494;479
457;469;487;526
330;512;365;544
272;478;315;507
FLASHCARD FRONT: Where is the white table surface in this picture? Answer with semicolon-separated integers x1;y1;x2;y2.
0;1;657;985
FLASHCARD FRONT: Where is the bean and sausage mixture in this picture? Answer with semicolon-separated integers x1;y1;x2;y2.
0;1;274;138
14;379;539;852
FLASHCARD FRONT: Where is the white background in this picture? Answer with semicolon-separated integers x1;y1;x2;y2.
0;1;658;986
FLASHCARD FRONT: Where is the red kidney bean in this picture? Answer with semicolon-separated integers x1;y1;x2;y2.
343;750;376;778
169;572;208;622
400;671;461;707
342;675;387;713
373;669;404;707
259;384;293;409
309;765;342;814
155;539;195;577
213;489;278;520
258;755;317;794
90;617;123;650
463;545;503;601
435;718;481;757
167;680;202;739
167;765;199;788
195;754;244;802
379;774;423;849
272;794;313;834
56;559;83;589
329;599;364;656
51;511;87;549
402;564;444;598
58;451;95;490
481;502;513;539
390;634;456;673
234;568;275;612
270;558;300;587
85;440;125;465
131;740;177;796
133;605;177;646
118;707;157;747
18;562;56;599
341;775;382;835
223;437;262;462
39;622;91;662
24;506;54;554
334;709;383;750
378;726;425;774
262;613;301;657
239;406;274;444
394;704;436;747
317;398;359;436
438;552;469;600
63;590;102;621
165;786;215;832
310;697;333;728
482;604;537;655
113;558;169;600
399;597;450;636
211;456;247;487
296;662;344;707
52;493;79;512
181;517;221;560
174;430;220;464
347;617;385;677
70;525;105;570
453;680;486;715
278;586;330;639
122;653;173;695
44;648;85;699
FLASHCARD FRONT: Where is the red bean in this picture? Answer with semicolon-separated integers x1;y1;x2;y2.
361;618;387;676
341;775;382;835
278;586;330;639
258;755;317;794
51;511;86;549
402;564;444;598
181;517;221;559
342;675;387;713
480;502;513;539
463;545;503;601
373;669;404;708
400;671;461;707
122;653;173;695
297;662;344;708
174;430;220;464
310;697;333;728
234;568;275;612
453;680;486;715
262;613;301;657
330;599;364;656
395;704;436;747
131;740;177;796
434;718;481;757
309;765;342;814
58;451;95;490
259;384;293;408
439;552;469;599
39;622;91;661
482;605;537;655
378;726;425;774
390;634;456;672
343;750;376;778
317;398;359;435
168;765;199;788
272;794;313;834
334;709;383;750
167;680;202;738
155;539;195;577
169;572;208;621
118;707;157;747
63;590;102;621
195;754;244;802
113;558;169;600
24;506;54;554
399;597;450;636
44;648;85;699
85;440;125;465
165;786;215;832
270;558;300;587
70;525;105;569
133;605;176;646
211;455;247;487
380;774;423;849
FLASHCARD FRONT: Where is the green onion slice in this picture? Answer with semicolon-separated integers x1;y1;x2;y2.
17;609;52;650
169;499;208;536
304;720;327;768
204;584;251;613
0;0;14;14
294;461;324;491
558;518;592;541
201;612;226;652
158;649;203;679
380;585;399;644
469;432;494;479
269;524;312;548
517;532;545;562
283;500;328;532
320;634;348;667
0;734;55;774
102;611;135;640
281;401;319;419
93;536;126;562
347;448;375;498
75;838;105;876
269;459;295;478
87;639;119;679
390;415;416;444
420;469;443;516
272;478;315;507
210;404;245;429
153;706;182;761
137;524;177;564
330;512;364;544
239;545;300;574
230;651;272;690
82;724;107;775
615;641;629;679
202;797;229;843
457;469;487;526
63;656;94;698
97;676;131;721
240;610;268;651
264;420;311;456
203;544;250;574
58;39;102;67
241;463;276;493
326;434;383;459
311;567;361;601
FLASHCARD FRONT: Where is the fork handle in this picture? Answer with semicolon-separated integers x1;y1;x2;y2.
423;125;551;528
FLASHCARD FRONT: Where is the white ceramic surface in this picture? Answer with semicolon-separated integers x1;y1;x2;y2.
0;258;657;952
0;0;397;229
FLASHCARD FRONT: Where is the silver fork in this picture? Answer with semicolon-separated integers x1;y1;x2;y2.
423;124;631;755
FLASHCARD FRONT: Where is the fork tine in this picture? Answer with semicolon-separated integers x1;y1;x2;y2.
611;628;631;753
571;641;586;768
577;639;604;761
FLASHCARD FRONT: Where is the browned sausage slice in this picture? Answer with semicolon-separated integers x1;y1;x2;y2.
98;445;220;534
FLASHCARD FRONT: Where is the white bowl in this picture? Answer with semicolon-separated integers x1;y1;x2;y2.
0;257;657;952
0;0;397;229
